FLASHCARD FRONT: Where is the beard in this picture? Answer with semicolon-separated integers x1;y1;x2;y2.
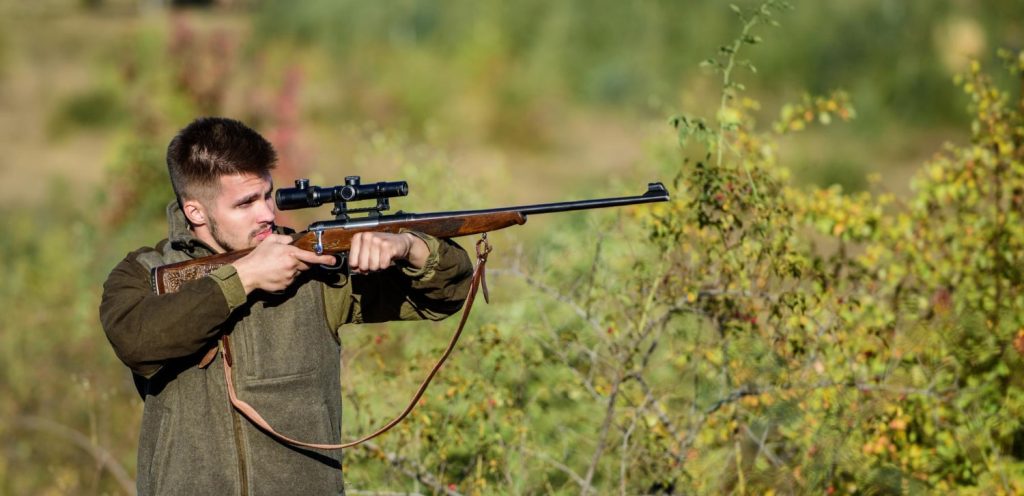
207;215;239;252
208;216;272;252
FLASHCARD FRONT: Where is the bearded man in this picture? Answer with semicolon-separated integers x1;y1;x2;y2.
100;117;472;495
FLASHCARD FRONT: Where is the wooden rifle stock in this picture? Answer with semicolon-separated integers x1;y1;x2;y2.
152;183;669;295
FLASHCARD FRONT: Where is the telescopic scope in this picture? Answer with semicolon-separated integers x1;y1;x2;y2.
276;176;408;211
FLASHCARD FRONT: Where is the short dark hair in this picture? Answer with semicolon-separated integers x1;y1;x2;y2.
166;117;277;202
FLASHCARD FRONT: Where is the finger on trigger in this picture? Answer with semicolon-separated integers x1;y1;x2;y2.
308;254;335;266
293;249;333;266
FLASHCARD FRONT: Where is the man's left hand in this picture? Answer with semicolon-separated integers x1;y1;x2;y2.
348;232;429;273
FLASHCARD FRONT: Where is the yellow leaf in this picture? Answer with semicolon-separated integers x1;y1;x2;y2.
718;107;742;126
704;348;724;366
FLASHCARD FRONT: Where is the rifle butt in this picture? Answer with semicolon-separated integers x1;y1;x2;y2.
152;250;250;295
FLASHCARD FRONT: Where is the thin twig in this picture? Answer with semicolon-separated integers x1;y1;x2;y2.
347;491;425;496
742;424;782;468
619;404;642;496
527;331;602;402
629;376;684;465
359;441;463;496
522;447;587;490
489;267;606;336
582;373;623;495
11;415;136;496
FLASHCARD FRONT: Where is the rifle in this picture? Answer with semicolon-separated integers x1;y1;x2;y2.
152;176;670;294
152;176;669;450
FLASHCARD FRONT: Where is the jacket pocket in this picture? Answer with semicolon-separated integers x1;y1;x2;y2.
239;283;334;381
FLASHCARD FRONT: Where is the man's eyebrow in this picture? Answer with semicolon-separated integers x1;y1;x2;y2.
233;193;260;206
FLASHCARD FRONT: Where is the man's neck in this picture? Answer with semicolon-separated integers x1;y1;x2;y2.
191;226;228;254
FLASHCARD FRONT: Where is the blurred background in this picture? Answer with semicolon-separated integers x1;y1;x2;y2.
1;0;1022;494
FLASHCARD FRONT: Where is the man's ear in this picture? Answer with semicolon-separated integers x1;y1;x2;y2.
181;199;209;227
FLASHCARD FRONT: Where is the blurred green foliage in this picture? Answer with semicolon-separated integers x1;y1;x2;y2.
49;85;128;136
4;1;1024;494
251;0;1023;128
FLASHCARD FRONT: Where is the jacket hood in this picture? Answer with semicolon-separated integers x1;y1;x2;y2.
166;200;216;257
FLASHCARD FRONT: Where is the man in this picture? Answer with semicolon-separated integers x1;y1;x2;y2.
100;117;473;495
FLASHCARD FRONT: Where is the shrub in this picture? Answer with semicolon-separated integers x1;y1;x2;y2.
344;4;1024;493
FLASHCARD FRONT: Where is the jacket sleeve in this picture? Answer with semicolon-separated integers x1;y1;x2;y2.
99;249;245;378
325;232;473;329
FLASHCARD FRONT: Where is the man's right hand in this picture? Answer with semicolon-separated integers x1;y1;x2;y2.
232;234;337;294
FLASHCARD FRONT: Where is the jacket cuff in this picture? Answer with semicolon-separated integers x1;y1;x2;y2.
399;229;440;281
210;264;247;311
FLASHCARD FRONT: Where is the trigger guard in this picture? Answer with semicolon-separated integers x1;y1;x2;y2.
320;253;348;272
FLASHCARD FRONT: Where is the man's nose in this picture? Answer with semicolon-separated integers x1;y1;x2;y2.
258;197;276;224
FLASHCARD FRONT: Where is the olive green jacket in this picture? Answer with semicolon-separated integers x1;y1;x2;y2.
100;202;472;495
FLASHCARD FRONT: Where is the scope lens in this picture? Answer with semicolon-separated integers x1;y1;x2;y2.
275;187;313;210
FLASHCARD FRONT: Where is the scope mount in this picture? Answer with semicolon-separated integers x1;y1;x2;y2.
329;176;389;221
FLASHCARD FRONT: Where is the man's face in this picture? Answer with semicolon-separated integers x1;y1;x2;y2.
204;173;276;252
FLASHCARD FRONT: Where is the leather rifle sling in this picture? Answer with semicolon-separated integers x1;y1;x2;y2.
219;235;492;450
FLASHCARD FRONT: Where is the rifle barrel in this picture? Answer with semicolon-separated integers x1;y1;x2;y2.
415;181;669;218
516;182;669;216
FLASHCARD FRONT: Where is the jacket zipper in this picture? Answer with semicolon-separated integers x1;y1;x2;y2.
231;407;249;495
223;336;249;496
